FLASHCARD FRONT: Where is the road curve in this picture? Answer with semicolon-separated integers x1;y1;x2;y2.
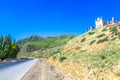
0;58;38;80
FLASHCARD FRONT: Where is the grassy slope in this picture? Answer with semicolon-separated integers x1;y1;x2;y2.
49;26;120;80
17;35;76;58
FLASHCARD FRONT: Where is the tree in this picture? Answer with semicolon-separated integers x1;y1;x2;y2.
0;35;3;49
0;36;5;59
3;35;12;59
10;40;19;58
0;34;19;60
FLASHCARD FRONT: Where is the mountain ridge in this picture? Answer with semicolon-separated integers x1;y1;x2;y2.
17;34;76;58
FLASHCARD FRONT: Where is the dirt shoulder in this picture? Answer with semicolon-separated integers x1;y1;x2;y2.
21;59;64;80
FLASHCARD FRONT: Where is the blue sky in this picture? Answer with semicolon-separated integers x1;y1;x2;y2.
0;0;120;40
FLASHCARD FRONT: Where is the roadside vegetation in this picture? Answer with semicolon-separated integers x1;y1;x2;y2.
0;34;19;60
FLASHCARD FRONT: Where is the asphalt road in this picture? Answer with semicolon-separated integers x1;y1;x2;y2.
0;58;38;80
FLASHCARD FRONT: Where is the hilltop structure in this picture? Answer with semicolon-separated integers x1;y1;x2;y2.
87;17;120;32
95;17;120;28
95;17;104;28
106;17;119;27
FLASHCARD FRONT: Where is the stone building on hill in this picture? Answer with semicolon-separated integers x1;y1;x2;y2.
95;17;120;28
87;17;120;32
106;17;119;27
95;17;104;28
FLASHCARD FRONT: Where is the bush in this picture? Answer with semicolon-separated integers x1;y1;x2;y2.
89;40;96;45
111;37;117;41
118;32;120;39
97;34;105;38
99;54;106;60
102;28;107;32
88;32;95;35
110;27;118;35
53;56;56;60
97;37;109;44
59;56;67;62
81;38;86;42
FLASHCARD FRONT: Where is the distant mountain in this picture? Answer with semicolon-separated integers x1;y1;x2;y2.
17;34;76;58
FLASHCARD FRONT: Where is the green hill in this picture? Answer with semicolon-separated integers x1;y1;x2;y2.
17;34;76;58
49;26;120;80
17;26;120;79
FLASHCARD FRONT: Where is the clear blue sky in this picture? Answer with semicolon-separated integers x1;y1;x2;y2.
0;0;120;40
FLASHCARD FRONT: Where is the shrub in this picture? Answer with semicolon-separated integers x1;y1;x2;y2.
97;34;105;38
89;40;96;45
111;37;117;41
59;56;67;62
81;38;86;42
99;54;106;60
53;56;56;60
88;32;95;35
97;37;109;44
80;50;86;53
102;28;107;32
118;32;120;39
110;27;118;35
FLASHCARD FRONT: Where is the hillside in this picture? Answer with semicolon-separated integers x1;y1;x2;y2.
49;26;120;80
17;35;76;58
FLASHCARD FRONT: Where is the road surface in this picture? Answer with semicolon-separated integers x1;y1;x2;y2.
21;59;78;80
0;58;38;80
21;59;64;80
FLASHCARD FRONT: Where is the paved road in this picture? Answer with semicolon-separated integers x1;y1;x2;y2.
0;58;38;80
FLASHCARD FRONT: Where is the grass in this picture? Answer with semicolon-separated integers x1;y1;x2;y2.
52;53;61;60
54;45;120;69
88;41;120;69
89;49;120;69
50;26;120;67
66;53;81;60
